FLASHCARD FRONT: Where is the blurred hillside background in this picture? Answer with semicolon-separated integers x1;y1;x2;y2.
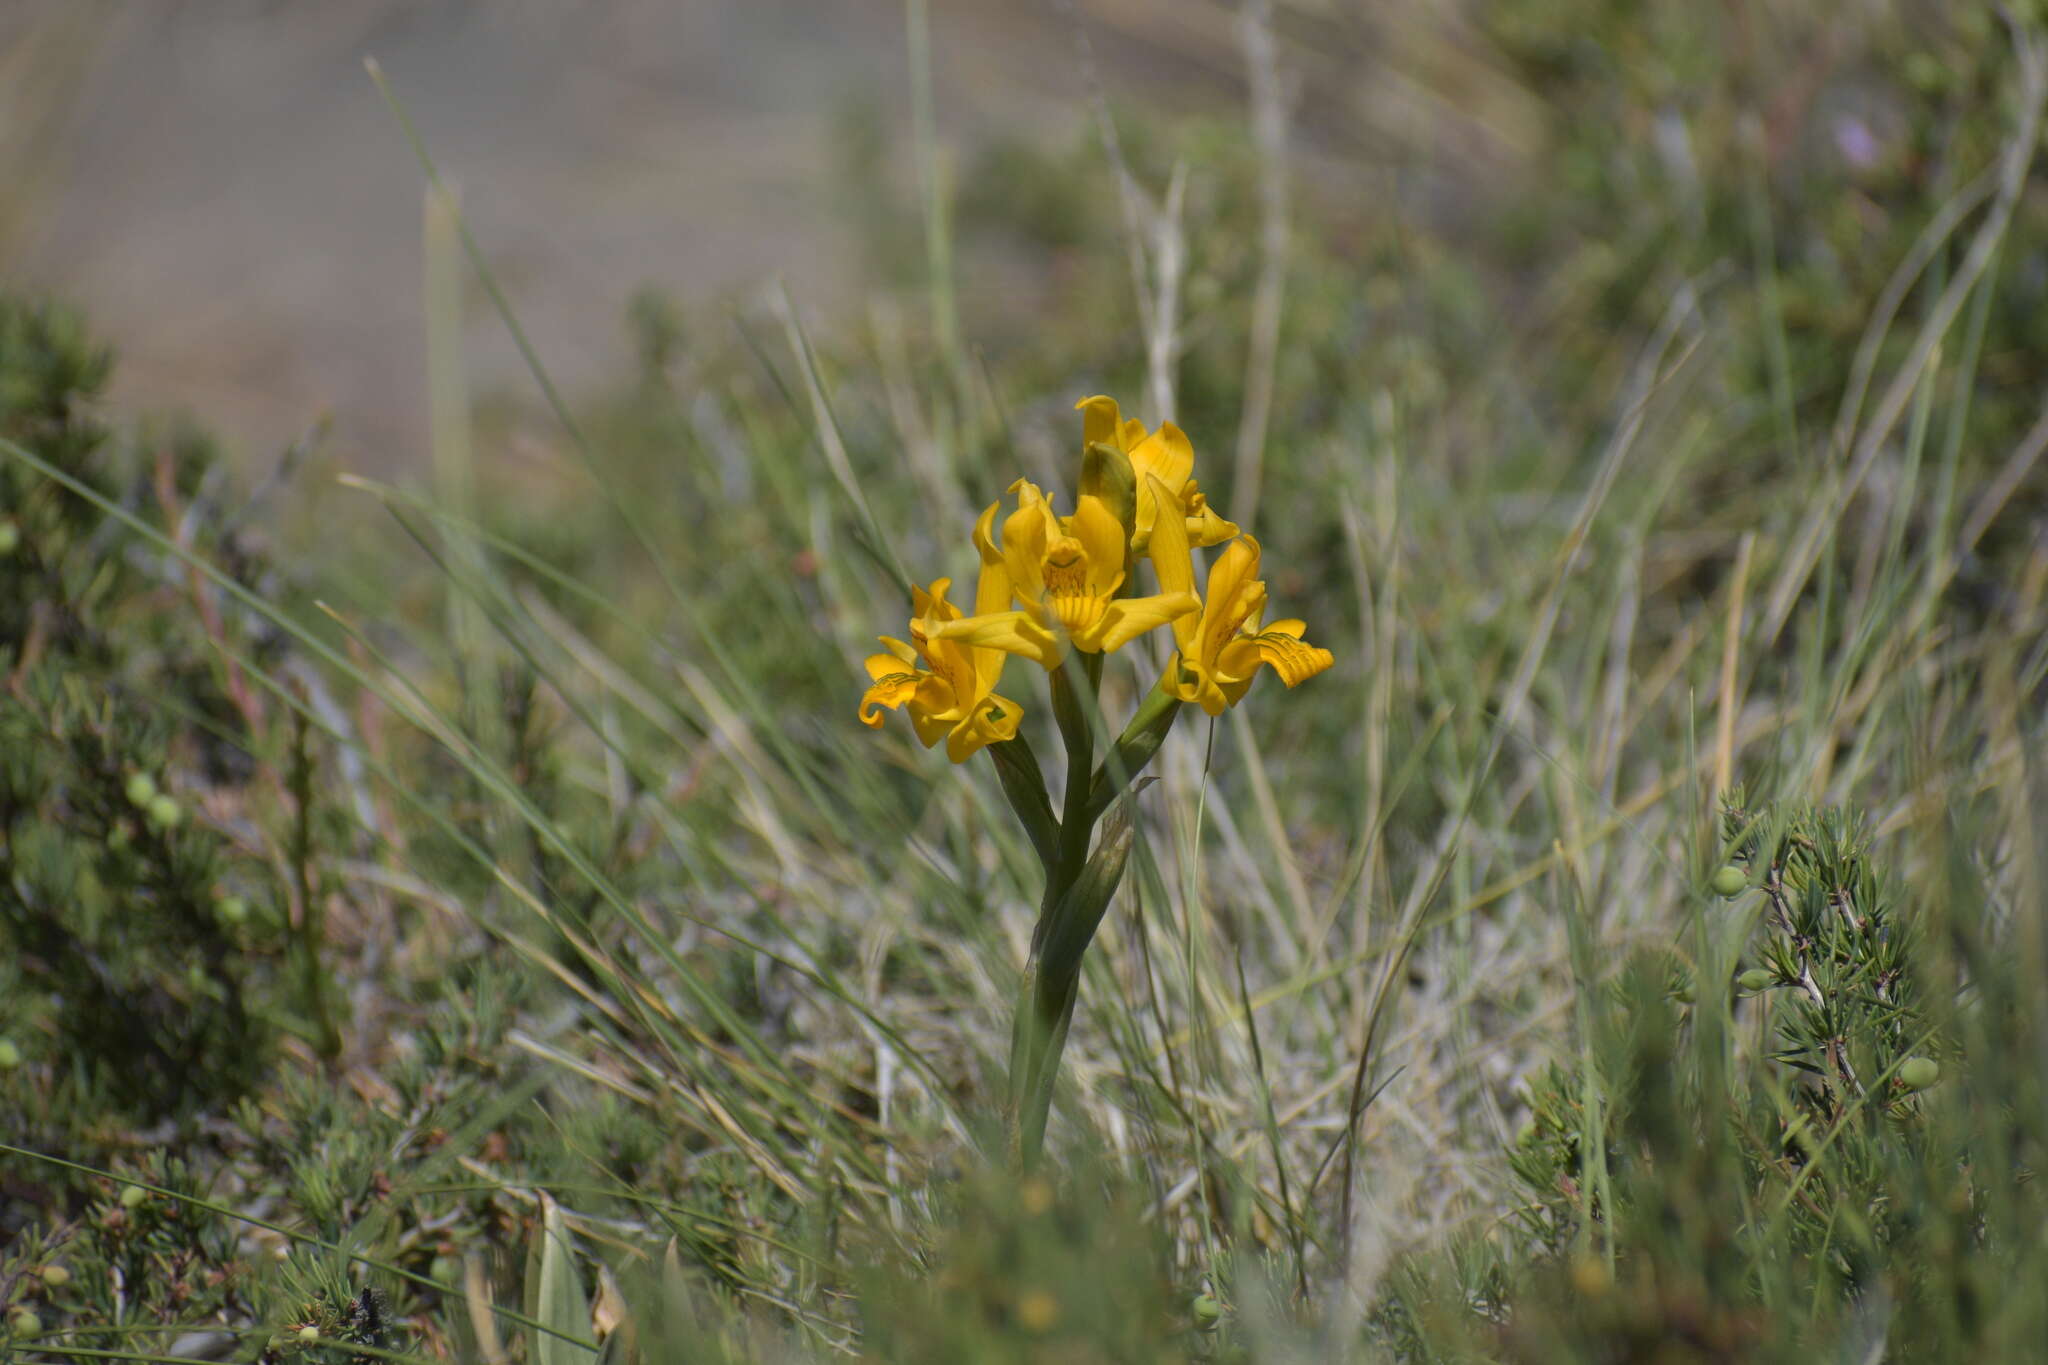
4;0;1357;473
1;0;1704;476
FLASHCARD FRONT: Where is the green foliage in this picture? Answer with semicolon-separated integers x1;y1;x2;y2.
1721;790;1942;1129
0;297;279;1124
1497;794;2040;1360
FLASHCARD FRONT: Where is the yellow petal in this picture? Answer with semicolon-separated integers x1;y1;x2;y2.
930;610;1065;669
945;690;1024;762
1125;423;1193;549
1001;484;1054;602
917;577;962;625
1255;627;1334;687
1197;537;1265;665
1142;473;1198;647
859;670;921;726
1185;490;1241;548
1069;494;1128;599
1164;652;1230;715
1084;590;1202;654
910;708;953;750
972;501;1005;568
872;637;917;668
906;672;965;748
1128;422;1194;494
1215;622;1334;694
1076;395;1124;450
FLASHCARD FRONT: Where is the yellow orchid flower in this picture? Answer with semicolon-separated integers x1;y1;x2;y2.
931;477;1199;664
858;570;1025;762
1153;532;1334;715
1075;395;1239;552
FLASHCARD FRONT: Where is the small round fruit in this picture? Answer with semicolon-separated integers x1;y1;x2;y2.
0;520;19;556
1898;1056;1941;1092
124;771;158;807
38;1263;70;1289
216;895;249;925
1191;1293;1223;1330
298;1325;321;1343
145;793;182;829
0;1038;20;1070
1710;865;1748;898
1738;968;1774;993
119;1184;148;1209
8;1307;41;1339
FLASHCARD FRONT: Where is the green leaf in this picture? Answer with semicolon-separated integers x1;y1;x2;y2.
524;1193;598;1365
1084;685;1181;823
988;734;1059;871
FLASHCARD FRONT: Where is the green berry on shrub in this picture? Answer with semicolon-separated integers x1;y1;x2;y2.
119;1184;147;1209
124;771;158;807
38;1264;70;1289
216;895;249;925
0;519;19;556
0;1038;19;1068
1898;1056;1941;1091
145;793;182;829
8;1307;41;1339
1710;864;1748;898
1191;1293;1222;1330
1738;968;1774;992
298;1325;321;1343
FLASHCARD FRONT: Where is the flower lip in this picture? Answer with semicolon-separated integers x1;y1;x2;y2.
856;576;1026;760
932;478;1197;661
1165;537;1333;714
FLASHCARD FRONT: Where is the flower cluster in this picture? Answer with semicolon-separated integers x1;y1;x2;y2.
859;396;1333;756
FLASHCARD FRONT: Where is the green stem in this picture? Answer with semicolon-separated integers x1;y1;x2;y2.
1008;649;1149;1169
1038;653;1101;939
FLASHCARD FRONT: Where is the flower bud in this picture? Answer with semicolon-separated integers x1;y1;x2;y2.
1191;1293;1223;1330
1738;968;1774;992
1710;865;1747;898
1079;440;1138;544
